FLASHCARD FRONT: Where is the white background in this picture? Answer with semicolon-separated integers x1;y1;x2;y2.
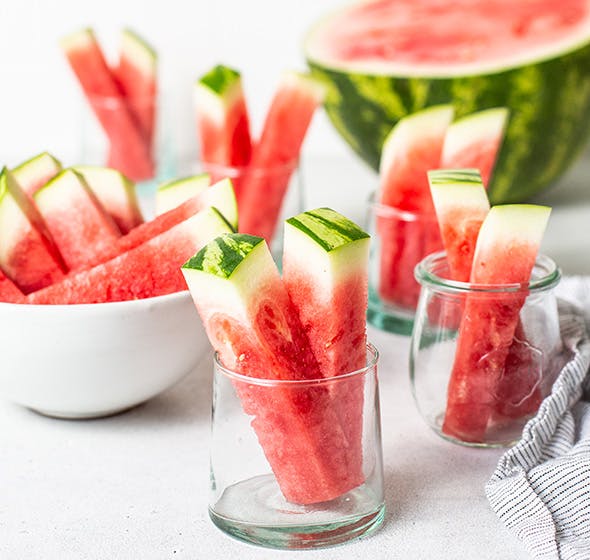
0;0;347;166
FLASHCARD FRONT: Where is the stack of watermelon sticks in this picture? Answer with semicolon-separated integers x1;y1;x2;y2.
182;208;372;505
374;105;509;314
61;28;157;182
0;151;240;305
194;65;325;245
423;168;554;444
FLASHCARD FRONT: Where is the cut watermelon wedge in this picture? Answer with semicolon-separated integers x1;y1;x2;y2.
155;174;210;216
283;208;370;487
379;105;454;213
441;108;509;188
428;169;490;282
73;166;143;234
442;204;551;443
0;168;67;293
60;28;154;181
182;233;361;504
375;105;452;311
12;152;62;200
195;65;252;168
238;72;325;242
114;28;157;146
79;177;237;270
34;169;121;270
0;268;25;303
29;207;232;304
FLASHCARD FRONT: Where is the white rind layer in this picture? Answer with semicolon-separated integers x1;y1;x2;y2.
156;174;210;216
428;169;490;214
379;105;454;177
475;204;551;254
442;108;509;163
120;28;156;78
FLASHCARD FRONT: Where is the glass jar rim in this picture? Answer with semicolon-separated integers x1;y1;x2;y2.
214;342;379;387
367;192;437;221
414;251;561;295
200;159;299;177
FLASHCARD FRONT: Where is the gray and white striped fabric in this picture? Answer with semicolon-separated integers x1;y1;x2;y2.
486;277;590;560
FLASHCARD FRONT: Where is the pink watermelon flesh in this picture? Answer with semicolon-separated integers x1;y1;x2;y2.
282;267;366;485
442;137;502;189
238;73;323;242
195;267;361;504
442;226;546;443
114;31;156;148
0;268;25;303
61;30;154;181
313;0;587;67
0;170;67;294
73;167;144;235
28;209;227;304
76;184;219;270
377;207;442;310
34;171;121;270
377;110;451;309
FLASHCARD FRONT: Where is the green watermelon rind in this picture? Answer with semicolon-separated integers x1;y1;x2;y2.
307;42;590;203
284;207;370;280
12;152;62;194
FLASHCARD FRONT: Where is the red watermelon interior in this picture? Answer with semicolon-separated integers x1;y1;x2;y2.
308;0;590;73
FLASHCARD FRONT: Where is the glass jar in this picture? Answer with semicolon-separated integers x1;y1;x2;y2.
366;197;442;335
410;251;564;447
208;343;385;549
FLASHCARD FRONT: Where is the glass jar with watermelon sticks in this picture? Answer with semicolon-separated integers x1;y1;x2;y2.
366;196;443;336
208;343;385;549
410;252;564;447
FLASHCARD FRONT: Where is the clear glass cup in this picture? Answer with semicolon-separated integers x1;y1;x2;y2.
410;252;565;447
80;91;175;187
200;159;303;258
209;343;385;549
366;197;443;335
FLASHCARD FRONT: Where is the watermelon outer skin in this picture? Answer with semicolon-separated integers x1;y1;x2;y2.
308;43;590;203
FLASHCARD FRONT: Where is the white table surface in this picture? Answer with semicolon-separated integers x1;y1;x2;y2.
2;151;590;559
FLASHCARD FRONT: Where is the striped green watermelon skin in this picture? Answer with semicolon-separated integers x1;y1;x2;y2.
308;42;590;203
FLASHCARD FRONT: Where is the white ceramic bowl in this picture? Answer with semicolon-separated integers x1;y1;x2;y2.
0;291;208;418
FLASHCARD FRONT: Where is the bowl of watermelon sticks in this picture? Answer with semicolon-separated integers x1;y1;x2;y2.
0;152;239;418
410;170;564;447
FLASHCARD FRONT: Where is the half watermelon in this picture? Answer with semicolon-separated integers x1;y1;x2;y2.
305;0;590;203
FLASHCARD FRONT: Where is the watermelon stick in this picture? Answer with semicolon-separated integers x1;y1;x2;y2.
33;169;122;270
238;72;326;243
195;65;252;168
114;29;157;147
60;28;154;181
427;169;489;282
0;168;67;294
441;108;509;188
11;152;62;200
441;205;550;443
283;208;370;488
72;166;144;234
29;207;233;305
376;105;453;309
155;173;210;216
182;233;362;504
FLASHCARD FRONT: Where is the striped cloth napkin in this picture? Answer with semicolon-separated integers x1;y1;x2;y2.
486;277;590;560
